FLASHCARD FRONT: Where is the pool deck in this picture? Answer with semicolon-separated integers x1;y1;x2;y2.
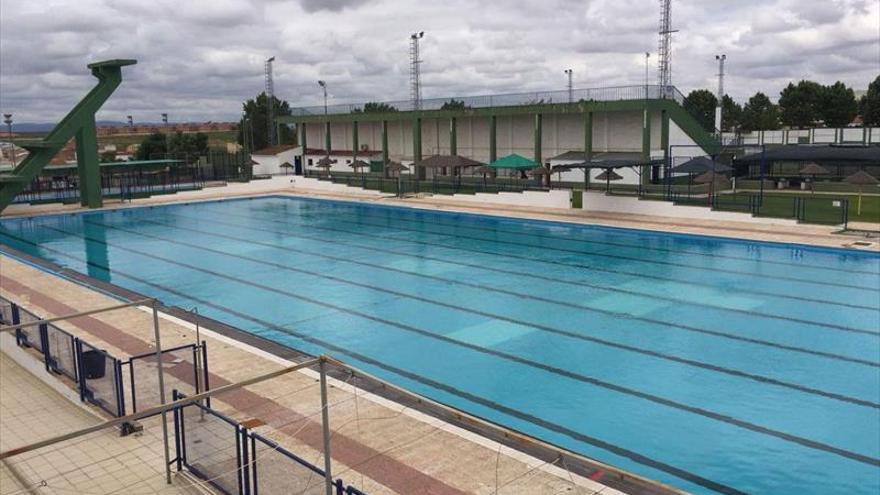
2;177;877;251
0;255;627;495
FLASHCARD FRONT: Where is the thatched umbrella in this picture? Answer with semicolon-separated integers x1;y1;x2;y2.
349;159;371;186
528;166;551;188
844;170;879;216
314;156;336;177
594;168;623;193
279;161;294;175
799;162;830;194
384;161;409;176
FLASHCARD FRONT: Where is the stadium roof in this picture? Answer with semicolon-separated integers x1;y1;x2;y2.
736;145;880;163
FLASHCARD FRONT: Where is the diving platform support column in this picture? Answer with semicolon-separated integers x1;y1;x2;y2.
489;115;497;163
76;116;102;207
584;111;593;189
641;108;652;185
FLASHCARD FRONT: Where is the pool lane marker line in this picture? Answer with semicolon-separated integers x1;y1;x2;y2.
179;207;880;312
144;308;627;495
206;204;876;292
65;220;880;408
7;229;879;469
0;242;745;495
288;203;880;277
141;214;880;339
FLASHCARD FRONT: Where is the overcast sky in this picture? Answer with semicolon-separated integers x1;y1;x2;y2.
1;0;878;123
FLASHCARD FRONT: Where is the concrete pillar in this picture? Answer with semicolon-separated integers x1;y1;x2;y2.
300;123;307;151
660;110;670;185
413;118;422;162
489;115;497;163
641;108;652;186
352;121;359;160
449;117;457;156
584;111;592;188
76;116;102;208
381;120;389;164
324;121;331;153
534;113;545;186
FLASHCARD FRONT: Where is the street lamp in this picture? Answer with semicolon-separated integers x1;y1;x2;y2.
2;114;13;167
161;113;169;158
644;52;651;98
564;69;573;103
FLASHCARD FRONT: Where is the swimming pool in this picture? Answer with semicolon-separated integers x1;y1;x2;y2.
1;195;878;494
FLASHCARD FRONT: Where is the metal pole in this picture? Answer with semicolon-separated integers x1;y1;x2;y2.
3;114;14;167
1;358;321;460
319;358;333;495
151;300;173;485
0;298;155;334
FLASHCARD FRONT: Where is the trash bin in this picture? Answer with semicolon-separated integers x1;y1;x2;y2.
80;350;107;379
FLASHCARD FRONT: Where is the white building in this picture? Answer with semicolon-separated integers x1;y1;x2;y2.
251;144;302;175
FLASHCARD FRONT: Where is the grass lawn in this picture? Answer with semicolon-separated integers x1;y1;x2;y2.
723;191;879;224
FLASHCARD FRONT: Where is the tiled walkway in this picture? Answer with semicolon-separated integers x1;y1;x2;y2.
0;353;200;494
0;256;615;495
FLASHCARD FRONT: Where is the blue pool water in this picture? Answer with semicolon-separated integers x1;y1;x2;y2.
1;196;878;494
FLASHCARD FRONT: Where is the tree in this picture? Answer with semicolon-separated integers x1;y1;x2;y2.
682;89;718;132
861;75;880;126
237;92;294;152
778;80;823;128
740;92;780;131
135;131;210;161
819;81;858;128
353;102;398;113
100;150;117;162
721;95;743;132
440;99;469;110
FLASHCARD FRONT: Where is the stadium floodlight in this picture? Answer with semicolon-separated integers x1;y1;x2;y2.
317;80;328;116
564;69;573;103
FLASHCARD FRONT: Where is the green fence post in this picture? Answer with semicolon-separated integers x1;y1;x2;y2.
76;116;102;208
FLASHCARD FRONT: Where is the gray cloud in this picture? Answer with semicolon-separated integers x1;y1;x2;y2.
0;0;878;122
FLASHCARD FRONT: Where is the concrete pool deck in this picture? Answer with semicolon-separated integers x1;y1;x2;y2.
2;175;877;251
0;255;633;495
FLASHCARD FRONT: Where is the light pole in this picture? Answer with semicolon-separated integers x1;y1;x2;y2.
2;114;13;167
127;115;133;129
564;69;573;103
410;32;424;110
161;113;169;159
715;54;726;134
317;80;328;115
644;52;651;98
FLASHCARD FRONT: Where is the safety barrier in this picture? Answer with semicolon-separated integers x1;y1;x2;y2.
665;191;850;227
122;342;210;416
2;297;209;418
173;391;365;495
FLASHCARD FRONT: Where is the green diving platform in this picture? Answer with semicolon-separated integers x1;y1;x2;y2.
0;59;137;213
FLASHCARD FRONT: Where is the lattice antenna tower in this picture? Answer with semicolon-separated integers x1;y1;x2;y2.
410;32;424;110
265;56;276;146
657;0;675;97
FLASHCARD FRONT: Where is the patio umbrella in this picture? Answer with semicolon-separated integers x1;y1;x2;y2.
473;165;495;187
384;161;409;175
844;170;879;216
594;168;623;193
314;157;335;177
279;161;294;175
798;162;830;194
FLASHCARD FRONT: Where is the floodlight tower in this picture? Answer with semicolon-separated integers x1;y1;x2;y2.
657;0;676;98
410;32;424;110
265;56;276;146
127;115;133;129
564;69;573;103
714;54;726;134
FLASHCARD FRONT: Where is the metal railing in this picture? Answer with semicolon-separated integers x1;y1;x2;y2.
122;342;210;416
174;390;367;495
291;84;685;116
